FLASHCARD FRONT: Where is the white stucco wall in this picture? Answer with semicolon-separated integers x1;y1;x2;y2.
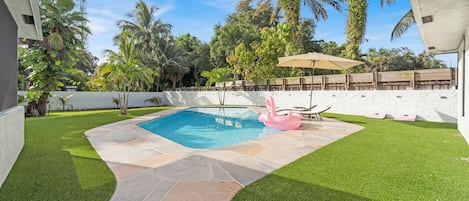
18;91;164;110
164;89;458;123
457;29;469;144
0;106;24;188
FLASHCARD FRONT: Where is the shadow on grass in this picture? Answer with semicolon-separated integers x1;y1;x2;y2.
0;107;170;201
322;113;368;125
393;120;457;129
233;173;372;201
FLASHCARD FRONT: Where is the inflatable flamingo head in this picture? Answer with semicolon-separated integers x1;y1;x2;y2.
265;96;277;115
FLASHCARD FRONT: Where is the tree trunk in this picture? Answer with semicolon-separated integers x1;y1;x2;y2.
155;77;160;92
37;93;49;116
120;91;129;115
219;83;226;105
344;0;367;60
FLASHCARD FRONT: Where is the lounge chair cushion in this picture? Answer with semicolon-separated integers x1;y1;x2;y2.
394;114;416;121
366;112;386;119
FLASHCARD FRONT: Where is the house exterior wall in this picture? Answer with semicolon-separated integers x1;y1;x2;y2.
164;89;458;123
0;0;18;112
0;0;24;188
0;106;24;188
457;29;469;144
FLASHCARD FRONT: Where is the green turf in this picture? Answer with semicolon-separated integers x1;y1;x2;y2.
233;113;469;201
0;107;172;201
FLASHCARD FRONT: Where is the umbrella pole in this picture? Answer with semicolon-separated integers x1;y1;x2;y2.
310;68;315;108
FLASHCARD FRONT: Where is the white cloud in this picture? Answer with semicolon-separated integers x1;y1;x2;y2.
155;3;175;17
87;17;116;33
199;0;237;12
88;8;121;20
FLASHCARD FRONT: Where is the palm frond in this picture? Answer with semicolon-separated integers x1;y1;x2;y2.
304;0;344;21
380;0;397;7
237;0;253;10
391;9;415;41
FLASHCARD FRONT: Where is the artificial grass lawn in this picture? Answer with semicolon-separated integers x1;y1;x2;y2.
0;107;172;201
233;113;469;201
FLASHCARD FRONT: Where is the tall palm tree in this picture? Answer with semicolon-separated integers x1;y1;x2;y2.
381;0;415;41
344;0;367;60
116;0;172;91
101;34;155;114
117;0;172;54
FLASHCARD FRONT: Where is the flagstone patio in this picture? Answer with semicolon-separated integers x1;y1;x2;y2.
85;107;363;201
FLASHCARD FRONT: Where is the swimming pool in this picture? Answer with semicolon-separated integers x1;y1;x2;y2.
139;107;280;149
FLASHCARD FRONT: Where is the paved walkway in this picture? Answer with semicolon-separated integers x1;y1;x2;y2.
85;107;363;201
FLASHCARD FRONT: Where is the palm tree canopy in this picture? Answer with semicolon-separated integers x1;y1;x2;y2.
238;0;345;22
116;0;172;47
40;0;90;52
303;0;345;21
201;67;234;87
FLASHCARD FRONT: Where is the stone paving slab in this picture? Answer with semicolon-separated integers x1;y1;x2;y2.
85;107;363;201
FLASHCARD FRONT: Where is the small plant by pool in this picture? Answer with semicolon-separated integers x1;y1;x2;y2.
139;107;280;149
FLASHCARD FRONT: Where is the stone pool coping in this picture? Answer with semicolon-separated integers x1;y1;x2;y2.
85;107;363;201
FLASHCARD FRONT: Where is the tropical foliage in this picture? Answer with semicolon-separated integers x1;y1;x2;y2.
238;0;345;51
90;34;155;114
201;67;234;105
57;94;73;111
17;0;448;109
361;47;446;72
145;96;163;106
20;0;90;116
210;3;275;70
176;34;213;87
227;23;297;80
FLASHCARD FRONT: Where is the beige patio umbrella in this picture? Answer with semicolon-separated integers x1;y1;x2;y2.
277;52;364;107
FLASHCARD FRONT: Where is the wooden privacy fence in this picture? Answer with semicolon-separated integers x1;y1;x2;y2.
179;68;456;91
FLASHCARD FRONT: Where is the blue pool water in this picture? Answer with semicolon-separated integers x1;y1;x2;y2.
139;107;280;149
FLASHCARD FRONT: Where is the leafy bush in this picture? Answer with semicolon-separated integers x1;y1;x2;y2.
145;96;162;106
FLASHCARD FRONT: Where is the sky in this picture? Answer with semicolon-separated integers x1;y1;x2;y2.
85;0;457;67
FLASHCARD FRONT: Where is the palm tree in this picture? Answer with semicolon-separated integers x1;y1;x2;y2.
116;0;172;91
57;94;73;111
100;34;155;114
201;67;234;105
344;0;367;60
155;37;190;90
381;0;415;41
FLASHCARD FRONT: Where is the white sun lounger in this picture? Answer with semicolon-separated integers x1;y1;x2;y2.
299;105;332;121
276;105;317;113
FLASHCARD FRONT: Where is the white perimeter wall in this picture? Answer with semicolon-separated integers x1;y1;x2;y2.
457;29;469;144
16;90;457;123
0;106;24;188
18;91;163;110
164;89;458;123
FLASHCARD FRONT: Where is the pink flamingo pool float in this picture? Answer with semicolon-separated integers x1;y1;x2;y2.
259;96;303;130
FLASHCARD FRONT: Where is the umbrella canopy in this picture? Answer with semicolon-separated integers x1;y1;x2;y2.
277;52;364;108
277;52;364;70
